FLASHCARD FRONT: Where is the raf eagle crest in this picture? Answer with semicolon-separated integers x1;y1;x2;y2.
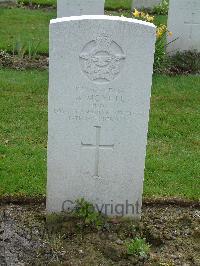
79;34;126;83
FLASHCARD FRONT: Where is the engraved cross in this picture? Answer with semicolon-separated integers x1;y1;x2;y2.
81;126;114;178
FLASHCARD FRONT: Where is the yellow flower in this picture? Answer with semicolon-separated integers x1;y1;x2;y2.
133;9;140;18
159;25;166;31
156;30;162;38
132;9;170;39
168;31;173;36
145;14;154;22
156;24;167;39
156;26;165;38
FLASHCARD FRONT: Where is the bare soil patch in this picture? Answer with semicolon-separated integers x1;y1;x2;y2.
0;203;199;265
0;1;55;11
0;51;48;70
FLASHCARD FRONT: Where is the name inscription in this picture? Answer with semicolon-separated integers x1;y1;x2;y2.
54;86;143;122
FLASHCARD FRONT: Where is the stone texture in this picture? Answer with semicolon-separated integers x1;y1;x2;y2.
167;0;200;54
57;0;105;18
0;0;16;2
132;0;162;10
47;15;156;218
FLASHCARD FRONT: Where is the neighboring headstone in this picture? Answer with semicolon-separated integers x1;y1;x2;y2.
0;0;16;3
132;0;162;10
167;0;200;54
47;15;156;218
57;0;105;18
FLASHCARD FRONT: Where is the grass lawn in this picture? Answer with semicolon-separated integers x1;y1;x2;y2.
0;69;199;199
0;7;167;54
106;0;132;10
0;69;48;196
17;0;132;10
0;8;55;54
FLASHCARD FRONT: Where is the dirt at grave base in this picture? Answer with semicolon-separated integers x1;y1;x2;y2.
0;203;200;266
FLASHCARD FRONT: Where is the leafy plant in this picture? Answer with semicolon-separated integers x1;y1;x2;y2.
28;40;41;59
73;198;104;229
132;9;172;72
153;0;169;15
12;38;41;59
126;237;151;257
17;0;55;7
154;25;169;72
12;38;27;59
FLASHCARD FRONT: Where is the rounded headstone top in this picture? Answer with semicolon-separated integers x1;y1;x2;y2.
50;15;156;30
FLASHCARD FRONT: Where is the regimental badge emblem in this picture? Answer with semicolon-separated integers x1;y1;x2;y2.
79;33;126;84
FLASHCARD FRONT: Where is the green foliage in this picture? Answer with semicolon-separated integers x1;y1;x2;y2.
17;0;56;6
105;0;132;10
27;40;41;59
154;34;168;72
153;23;170;73
153;0;169;15
16;0;132;9
0;8;54;54
73;198;104;229
0;69;48;196
0;7;167;55
12;39;27;59
126;238;151;257
132;9;169;73
12;38;40;59
145;75;200;199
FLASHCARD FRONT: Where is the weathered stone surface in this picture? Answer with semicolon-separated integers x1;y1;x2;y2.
47;16;156;218
0;0;16;3
167;0;200;54
132;0;162;10
57;0;105;18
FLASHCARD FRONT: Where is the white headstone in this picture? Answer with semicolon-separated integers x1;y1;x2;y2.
0;0;16;3
57;0;105;18
47;16;156;218
132;0;162;10
167;0;200;54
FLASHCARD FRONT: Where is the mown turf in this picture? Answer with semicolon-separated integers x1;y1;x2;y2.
145;75;200;199
106;0;132;10
0;69;199;199
0;7;167;54
0;8;55;54
17;0;56;6
17;0;132;10
0;69;48;196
